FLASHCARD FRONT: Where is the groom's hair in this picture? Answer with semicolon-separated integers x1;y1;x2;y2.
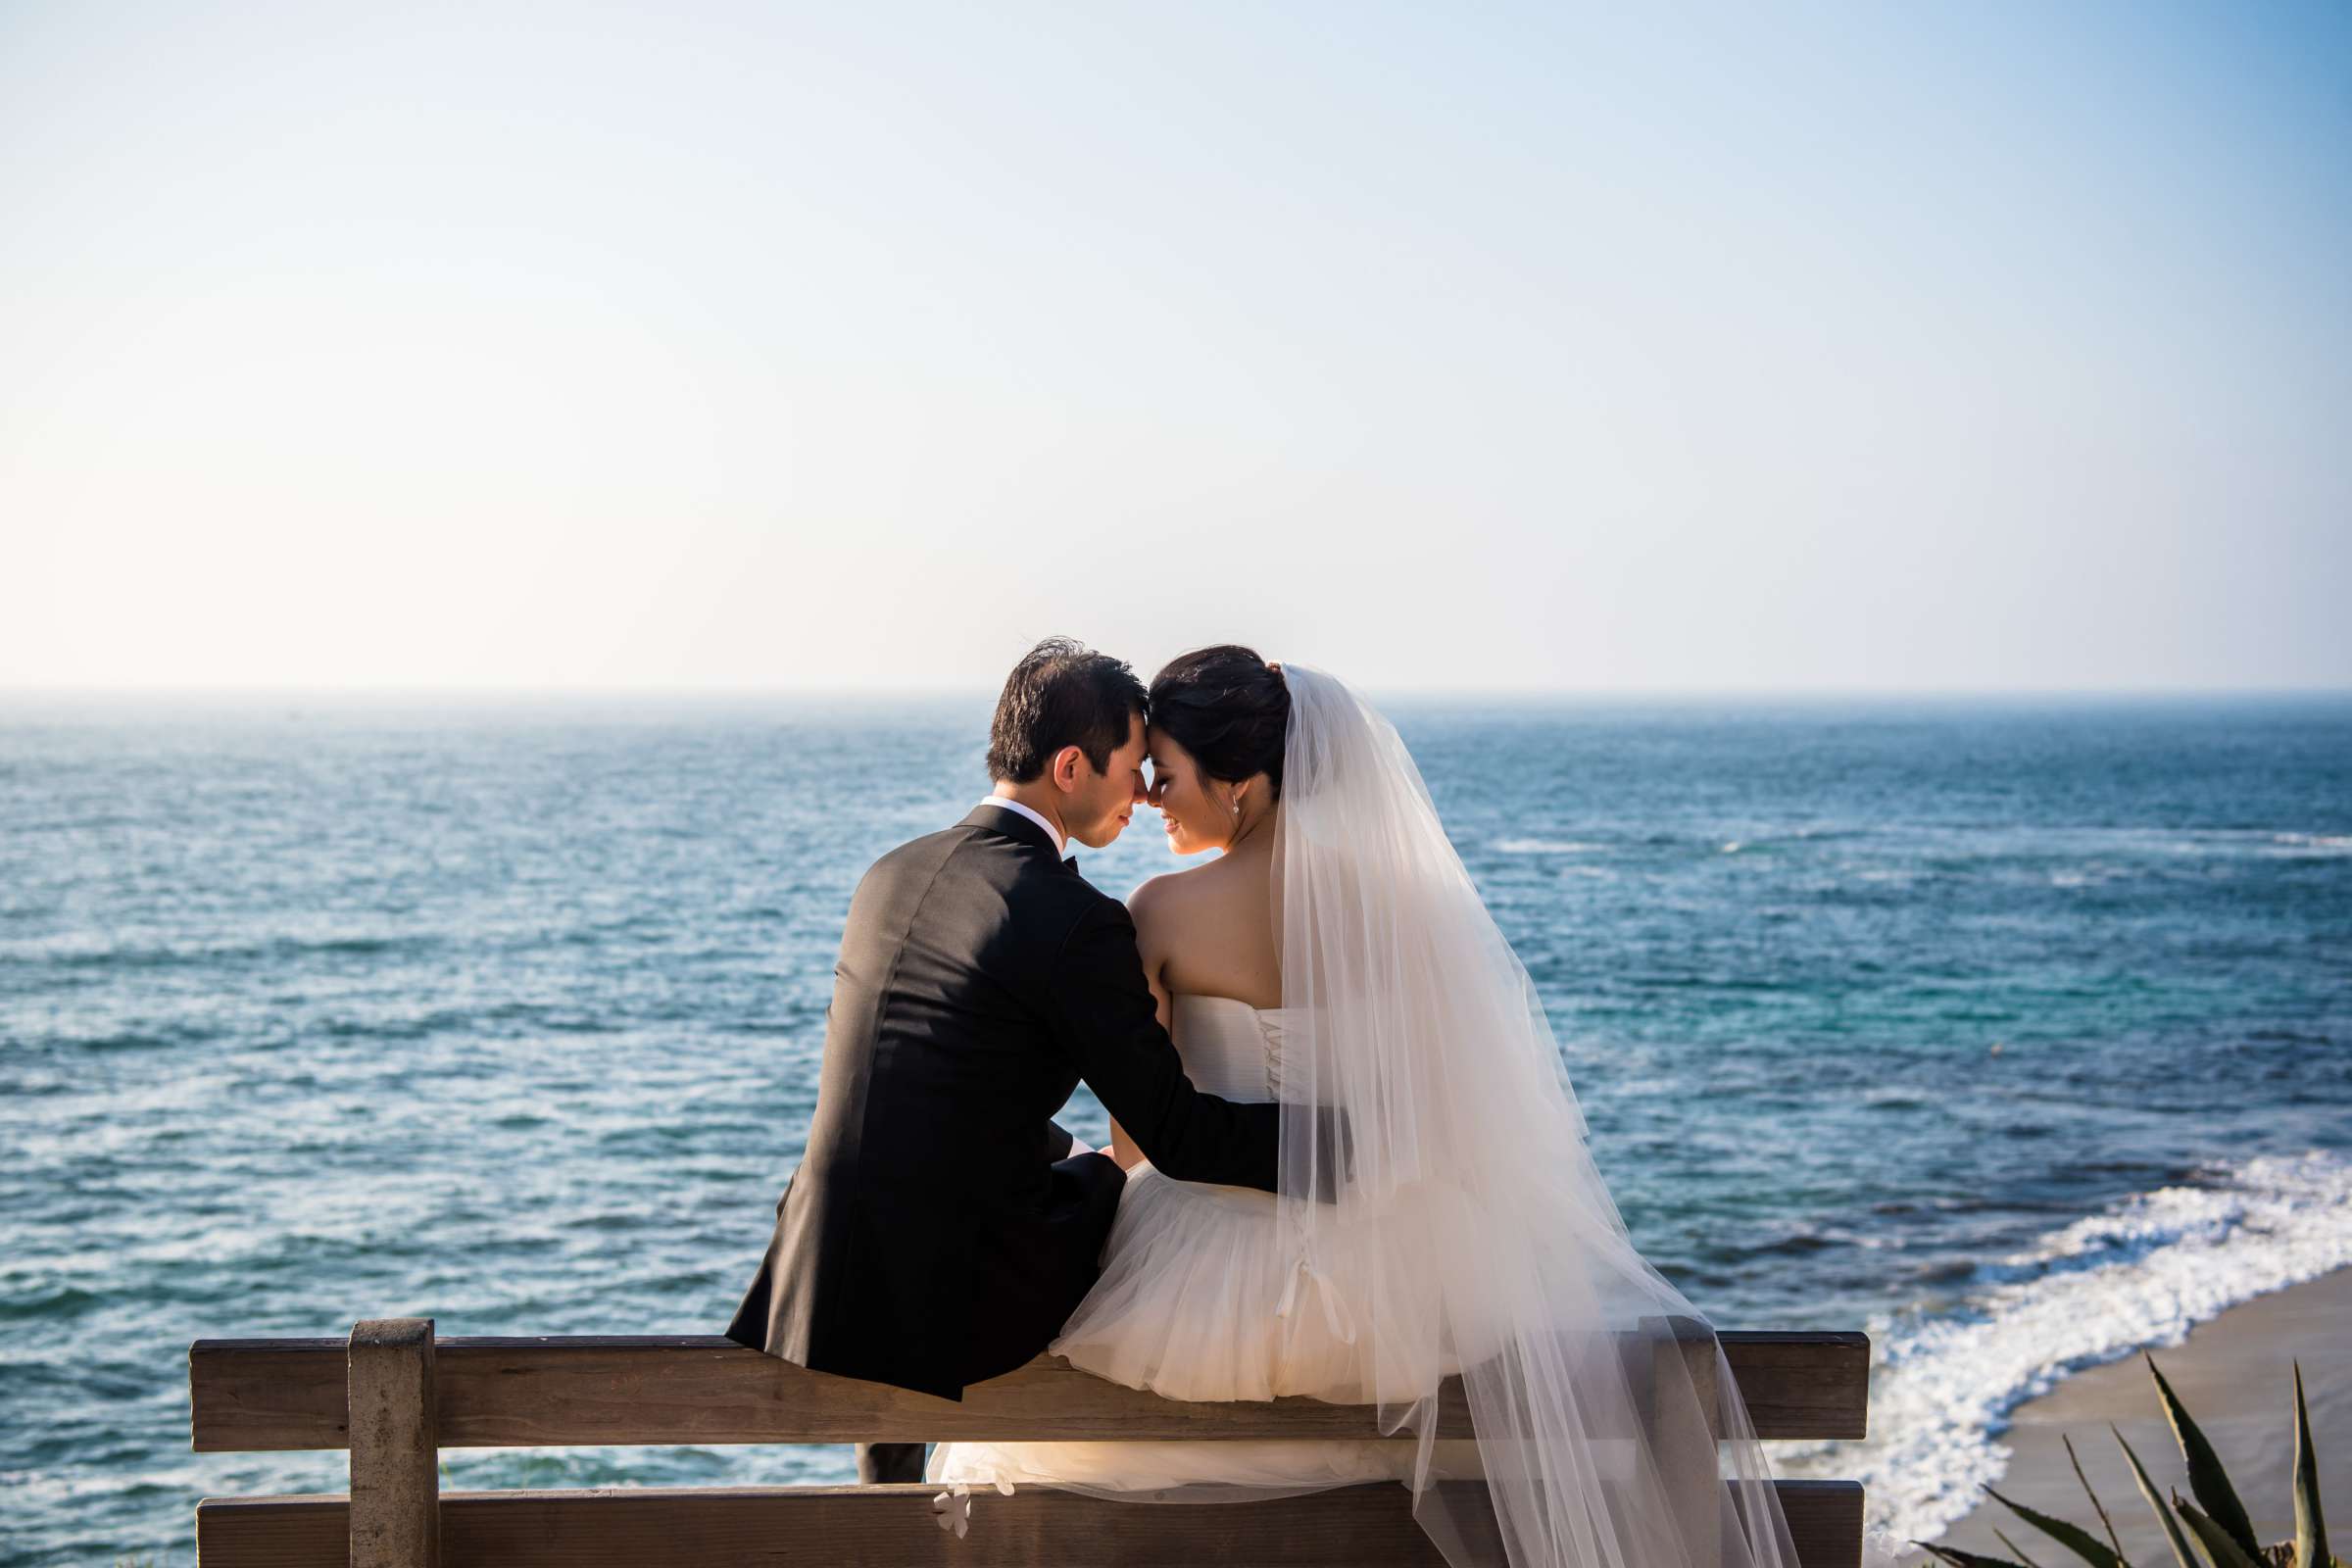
988;637;1149;783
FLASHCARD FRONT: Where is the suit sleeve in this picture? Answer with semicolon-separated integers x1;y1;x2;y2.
1046;899;1284;1192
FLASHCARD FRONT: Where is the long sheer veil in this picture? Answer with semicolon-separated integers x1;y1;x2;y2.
1271;662;1801;1568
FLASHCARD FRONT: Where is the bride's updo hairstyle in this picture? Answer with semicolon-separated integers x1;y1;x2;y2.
1148;645;1289;799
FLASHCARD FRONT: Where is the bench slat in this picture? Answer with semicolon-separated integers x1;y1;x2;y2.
197;1481;1866;1568
189;1332;1868;1451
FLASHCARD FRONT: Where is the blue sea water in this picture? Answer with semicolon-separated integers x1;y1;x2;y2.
2;692;2349;1564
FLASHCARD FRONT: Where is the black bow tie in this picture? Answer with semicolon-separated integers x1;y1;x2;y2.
1061;855;1082;877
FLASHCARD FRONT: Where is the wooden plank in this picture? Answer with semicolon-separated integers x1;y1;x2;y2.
347;1317;438;1568
197;1480;1866;1568
190;1331;1869;1452
1718;1331;1874;1441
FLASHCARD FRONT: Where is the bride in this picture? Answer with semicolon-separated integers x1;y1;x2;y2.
931;649;1804;1568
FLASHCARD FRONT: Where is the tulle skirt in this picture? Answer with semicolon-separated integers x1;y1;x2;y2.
927;1161;1482;1494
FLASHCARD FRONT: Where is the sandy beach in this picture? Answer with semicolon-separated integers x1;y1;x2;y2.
1924;1265;2352;1560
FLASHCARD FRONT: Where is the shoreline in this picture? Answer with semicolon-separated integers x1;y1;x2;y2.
1920;1264;2352;1560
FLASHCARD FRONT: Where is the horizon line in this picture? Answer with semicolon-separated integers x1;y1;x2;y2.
4;682;2349;703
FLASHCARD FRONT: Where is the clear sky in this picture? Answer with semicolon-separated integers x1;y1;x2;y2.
3;2;2346;693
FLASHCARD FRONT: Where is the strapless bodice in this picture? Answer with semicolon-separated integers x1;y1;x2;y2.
1167;993;1294;1103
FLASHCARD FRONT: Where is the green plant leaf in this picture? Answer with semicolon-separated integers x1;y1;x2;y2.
1913;1544;2034;1568
2291;1360;2330;1568
2147;1353;2263;1560
2175;1497;2265;1568
2112;1423;2199;1568
1987;1487;2131;1568
2067;1432;2132;1566
1997;1526;2051;1568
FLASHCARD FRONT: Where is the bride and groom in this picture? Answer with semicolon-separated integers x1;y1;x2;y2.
728;638;1802;1568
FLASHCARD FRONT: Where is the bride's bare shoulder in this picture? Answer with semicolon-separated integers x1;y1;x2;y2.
1126;865;1203;929
1129;856;1271;956
1126;860;1239;936
1128;856;1279;1004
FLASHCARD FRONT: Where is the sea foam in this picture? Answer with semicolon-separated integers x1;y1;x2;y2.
1494;838;1603;855
1774;1149;2352;1549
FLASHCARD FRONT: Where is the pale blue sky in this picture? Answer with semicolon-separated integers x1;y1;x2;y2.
3;2;2345;692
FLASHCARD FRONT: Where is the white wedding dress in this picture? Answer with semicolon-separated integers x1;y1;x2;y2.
930;993;1482;1495
929;664;1818;1568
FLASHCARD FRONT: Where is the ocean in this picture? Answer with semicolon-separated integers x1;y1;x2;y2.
3;692;2348;1565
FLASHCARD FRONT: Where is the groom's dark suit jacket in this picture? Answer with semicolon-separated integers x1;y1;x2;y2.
726;803;1287;1400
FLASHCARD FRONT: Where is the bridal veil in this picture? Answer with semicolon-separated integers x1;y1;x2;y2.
1268;662;1800;1568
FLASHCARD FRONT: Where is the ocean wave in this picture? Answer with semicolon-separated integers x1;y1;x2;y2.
1493;838;1604;855
1774;1149;2352;1547
0;1284;108;1322
2270;831;2352;856
10;931;447;971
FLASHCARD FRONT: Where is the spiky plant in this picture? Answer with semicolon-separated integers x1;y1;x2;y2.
1911;1352;2335;1568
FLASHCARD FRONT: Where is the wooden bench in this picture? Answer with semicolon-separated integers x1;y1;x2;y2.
189;1316;1872;1566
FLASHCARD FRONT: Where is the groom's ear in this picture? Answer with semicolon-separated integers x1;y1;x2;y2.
1048;744;1088;793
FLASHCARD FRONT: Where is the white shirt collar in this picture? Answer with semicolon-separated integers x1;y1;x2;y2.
976;796;1067;856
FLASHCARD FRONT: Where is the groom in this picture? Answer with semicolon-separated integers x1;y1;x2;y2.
726;637;1293;1484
